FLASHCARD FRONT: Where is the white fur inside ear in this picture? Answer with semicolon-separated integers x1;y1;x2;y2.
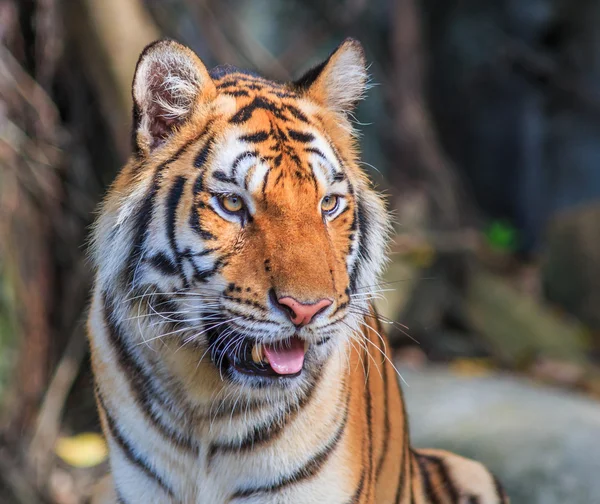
135;48;200;117
312;41;368;113
325;47;368;111
133;41;208;151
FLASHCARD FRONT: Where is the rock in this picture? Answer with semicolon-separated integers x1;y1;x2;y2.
543;202;600;332
400;366;600;504
466;268;589;365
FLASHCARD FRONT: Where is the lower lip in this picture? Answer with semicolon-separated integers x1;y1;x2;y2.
232;362;303;379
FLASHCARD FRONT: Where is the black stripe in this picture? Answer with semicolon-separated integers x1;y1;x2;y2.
213;170;237;184
208;367;323;465
344;378;366;504
232;150;259;177
421;454;460;503
304;146;327;160
146;253;178;276
230;96;280;124
415;452;441;504
124;176;164;286
239;131;269;143
395;429;410;503
102;294;198;452
287;148;303;168
294;54;331;91
97;390;175;498
219;81;295;99
221;73;284;87
124;129;210;287
305;146;346;185
229;96;310;125
104;293;267;421
375;326;390;480
356;198;372;264
221;307;275;323
288;130;315;143
194;134;215;168
261;166;271;197
223;293;269;312
274;172;284;187
330;301;348;318
364;345;374;501
327;138;348;172
346;467;366;504
223;89;250;97
409;454;420;504
193;255;228;283
189;171;216;240
231;383;349;500
349;198;369;292
192;170;206;195
286;104;310;123
165;176;188;285
468;497;481;504
149;293;183;322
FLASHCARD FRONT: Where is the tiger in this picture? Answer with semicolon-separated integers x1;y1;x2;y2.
88;38;509;504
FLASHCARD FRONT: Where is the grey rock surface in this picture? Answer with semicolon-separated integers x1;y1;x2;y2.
399;366;600;504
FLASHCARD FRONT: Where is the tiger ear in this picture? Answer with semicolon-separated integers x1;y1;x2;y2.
294;38;368;114
132;39;216;155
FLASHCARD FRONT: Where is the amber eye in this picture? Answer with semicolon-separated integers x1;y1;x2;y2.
321;195;339;214
220;194;244;213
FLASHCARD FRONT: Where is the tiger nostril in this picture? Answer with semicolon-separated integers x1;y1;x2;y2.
272;293;333;327
269;289;296;319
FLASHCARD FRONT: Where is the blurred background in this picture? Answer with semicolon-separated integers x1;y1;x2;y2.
2;0;600;502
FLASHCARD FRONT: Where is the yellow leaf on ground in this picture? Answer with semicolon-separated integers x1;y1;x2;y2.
55;432;108;468
449;358;495;377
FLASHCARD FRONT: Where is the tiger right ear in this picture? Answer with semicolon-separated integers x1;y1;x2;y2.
132;39;216;156
294;38;368;115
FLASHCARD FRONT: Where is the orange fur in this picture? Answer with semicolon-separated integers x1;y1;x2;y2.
88;39;508;504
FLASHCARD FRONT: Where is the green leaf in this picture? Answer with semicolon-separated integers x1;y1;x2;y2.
485;220;518;252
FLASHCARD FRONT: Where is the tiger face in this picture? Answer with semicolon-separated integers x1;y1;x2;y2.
92;39;388;393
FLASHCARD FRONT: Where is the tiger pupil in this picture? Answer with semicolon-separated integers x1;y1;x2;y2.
322;195;337;213
223;195;242;212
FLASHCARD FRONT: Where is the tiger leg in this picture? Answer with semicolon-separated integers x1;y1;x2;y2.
410;448;509;504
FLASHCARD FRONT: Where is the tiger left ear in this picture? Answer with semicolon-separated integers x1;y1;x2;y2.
131;39;217;156
294;38;368;114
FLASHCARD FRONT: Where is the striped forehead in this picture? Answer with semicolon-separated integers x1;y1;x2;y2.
205;122;349;201
204;75;350;199
212;69;297;100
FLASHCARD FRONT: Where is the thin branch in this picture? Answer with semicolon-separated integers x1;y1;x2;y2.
27;328;88;486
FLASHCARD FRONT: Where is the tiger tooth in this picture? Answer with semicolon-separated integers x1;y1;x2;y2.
251;343;264;364
304;340;309;352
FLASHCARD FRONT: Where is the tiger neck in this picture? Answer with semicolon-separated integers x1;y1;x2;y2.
92;290;410;500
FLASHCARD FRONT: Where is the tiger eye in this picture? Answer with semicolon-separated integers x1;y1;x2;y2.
221;194;244;213
321;195;338;213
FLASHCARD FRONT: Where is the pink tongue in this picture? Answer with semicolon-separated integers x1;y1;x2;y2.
263;338;305;375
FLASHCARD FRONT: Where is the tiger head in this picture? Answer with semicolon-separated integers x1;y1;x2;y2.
92;39;388;394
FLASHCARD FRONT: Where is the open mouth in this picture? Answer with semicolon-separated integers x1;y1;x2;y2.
229;336;308;378
207;325;332;381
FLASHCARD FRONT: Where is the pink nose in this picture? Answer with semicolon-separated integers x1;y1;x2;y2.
276;297;332;326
